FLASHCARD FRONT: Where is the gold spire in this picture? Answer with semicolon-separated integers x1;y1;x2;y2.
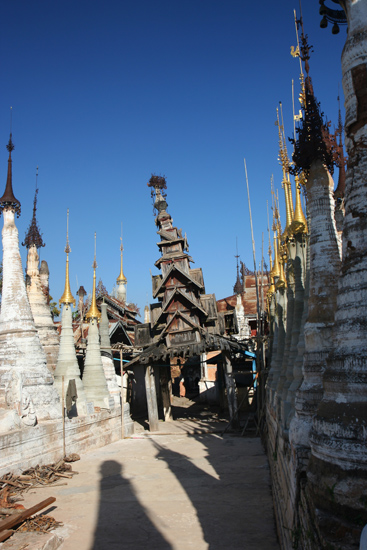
116;223;127;284
271;233;280;279
280;101;294;221
291;175;308;234
276;106;293;235
291;9;306;110
86;232;101;321
59;209;76;307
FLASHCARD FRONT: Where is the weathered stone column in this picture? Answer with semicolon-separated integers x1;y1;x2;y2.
26;245;60;372
307;4;367;545
0;138;60;422
291;160;341;450
144;364;159;432
100;301;120;405
223;350;239;429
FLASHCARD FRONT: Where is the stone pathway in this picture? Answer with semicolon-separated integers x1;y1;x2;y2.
14;412;279;550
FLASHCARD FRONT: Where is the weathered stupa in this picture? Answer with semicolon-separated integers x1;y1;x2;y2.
54;210;87;414
23;172;60;372
82;234;111;409
100;299;120;405
0;134;60;423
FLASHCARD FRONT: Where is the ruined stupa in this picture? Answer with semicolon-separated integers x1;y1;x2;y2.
23;171;60;372
100;299;120;405
82;234;111;409
54;210;87;414
0;133;60;424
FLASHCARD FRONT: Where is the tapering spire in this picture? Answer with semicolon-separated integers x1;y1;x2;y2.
276;106;293;234
280;102;294;220
86;232;101;320
116;222;127;284
22;167;45;249
59;209;76;307
233;238;242;295
0;118;21;218
291;9;306;111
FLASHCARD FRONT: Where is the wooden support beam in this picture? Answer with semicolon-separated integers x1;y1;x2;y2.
0;497;56;534
223;351;239;429
144;365;159;432
159;366;173;422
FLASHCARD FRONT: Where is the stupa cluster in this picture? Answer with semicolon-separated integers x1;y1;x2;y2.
0;141;133;471
265;3;367;548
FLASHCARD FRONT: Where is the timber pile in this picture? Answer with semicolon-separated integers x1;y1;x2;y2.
0;456;79;543
0;456;80;499
16;514;63;533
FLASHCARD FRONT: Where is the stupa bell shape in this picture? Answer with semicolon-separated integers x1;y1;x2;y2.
82;238;110;409
100;301;120;405
0;136;60;423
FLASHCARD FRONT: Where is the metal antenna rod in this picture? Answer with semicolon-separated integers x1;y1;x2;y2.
93;232;97;269
65;209;71;254
244;159;261;327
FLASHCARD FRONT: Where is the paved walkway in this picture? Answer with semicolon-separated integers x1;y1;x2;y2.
18;411;279;550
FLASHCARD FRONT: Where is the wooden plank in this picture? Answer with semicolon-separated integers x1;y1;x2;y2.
144;365;159;432
0;529;13;542
0;497;56;533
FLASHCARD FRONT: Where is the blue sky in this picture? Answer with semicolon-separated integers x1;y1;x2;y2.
0;1;346;316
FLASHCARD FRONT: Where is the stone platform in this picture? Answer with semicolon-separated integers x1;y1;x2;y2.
9;418;279;550
0;404;133;476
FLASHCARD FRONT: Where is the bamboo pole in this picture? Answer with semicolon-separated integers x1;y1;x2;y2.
120;349;124;439
62;375;66;458
244;159;263;426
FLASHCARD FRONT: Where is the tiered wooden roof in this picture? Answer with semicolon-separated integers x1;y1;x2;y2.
134;179;247;364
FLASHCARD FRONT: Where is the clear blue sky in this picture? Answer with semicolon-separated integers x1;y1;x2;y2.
0;1;346;316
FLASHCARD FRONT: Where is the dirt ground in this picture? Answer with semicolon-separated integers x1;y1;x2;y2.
14;398;279;550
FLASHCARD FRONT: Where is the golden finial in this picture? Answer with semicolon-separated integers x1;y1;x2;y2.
270;192;281;281
291;175;308;234
116;222;127;284
85;232;101;321
59;209;76;307
280;102;294;220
